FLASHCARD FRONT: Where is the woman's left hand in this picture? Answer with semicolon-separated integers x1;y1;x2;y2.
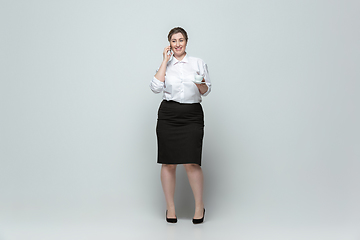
195;78;208;95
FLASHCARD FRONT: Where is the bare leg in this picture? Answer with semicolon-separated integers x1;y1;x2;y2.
161;164;177;218
184;164;204;219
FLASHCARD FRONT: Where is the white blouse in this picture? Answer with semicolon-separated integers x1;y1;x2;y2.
150;54;211;103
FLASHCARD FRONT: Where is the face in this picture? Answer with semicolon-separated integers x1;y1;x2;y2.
170;32;187;58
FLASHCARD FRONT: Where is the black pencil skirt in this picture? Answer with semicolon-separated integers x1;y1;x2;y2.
156;100;204;166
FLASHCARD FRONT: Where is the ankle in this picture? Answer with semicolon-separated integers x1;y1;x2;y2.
195;202;204;210
167;205;176;211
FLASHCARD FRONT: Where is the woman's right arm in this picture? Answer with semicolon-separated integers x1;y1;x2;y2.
154;46;172;82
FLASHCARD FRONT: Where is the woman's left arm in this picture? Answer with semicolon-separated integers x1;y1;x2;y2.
195;81;208;94
195;61;211;95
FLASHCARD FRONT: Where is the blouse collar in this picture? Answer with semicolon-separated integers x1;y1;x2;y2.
171;54;189;65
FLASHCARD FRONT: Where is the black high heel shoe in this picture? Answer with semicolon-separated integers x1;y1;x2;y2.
166;210;177;223
192;208;205;224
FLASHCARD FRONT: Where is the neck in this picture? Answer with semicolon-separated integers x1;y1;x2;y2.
174;52;186;61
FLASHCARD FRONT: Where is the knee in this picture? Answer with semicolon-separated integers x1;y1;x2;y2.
162;164;177;171
184;163;200;172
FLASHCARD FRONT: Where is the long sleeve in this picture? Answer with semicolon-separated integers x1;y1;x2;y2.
150;76;164;94
200;62;211;96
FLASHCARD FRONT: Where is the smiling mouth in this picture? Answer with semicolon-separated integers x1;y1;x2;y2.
175;47;182;51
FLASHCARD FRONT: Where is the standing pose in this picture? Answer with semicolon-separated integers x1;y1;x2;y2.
150;27;211;224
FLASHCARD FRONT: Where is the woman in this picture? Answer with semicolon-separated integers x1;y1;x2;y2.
150;27;211;224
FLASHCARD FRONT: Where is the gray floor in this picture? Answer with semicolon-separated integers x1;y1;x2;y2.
1;205;359;240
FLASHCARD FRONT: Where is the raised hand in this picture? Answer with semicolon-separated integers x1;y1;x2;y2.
163;46;173;62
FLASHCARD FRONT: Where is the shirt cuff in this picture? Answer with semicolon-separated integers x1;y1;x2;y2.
153;76;163;85
202;83;211;96
150;76;164;93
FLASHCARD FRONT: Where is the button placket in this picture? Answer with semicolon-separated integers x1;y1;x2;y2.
180;63;184;101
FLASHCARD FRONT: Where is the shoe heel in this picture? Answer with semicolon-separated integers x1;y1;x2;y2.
192;208;205;224
166;210;177;223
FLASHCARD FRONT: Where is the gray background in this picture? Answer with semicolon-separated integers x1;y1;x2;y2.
1;0;359;239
